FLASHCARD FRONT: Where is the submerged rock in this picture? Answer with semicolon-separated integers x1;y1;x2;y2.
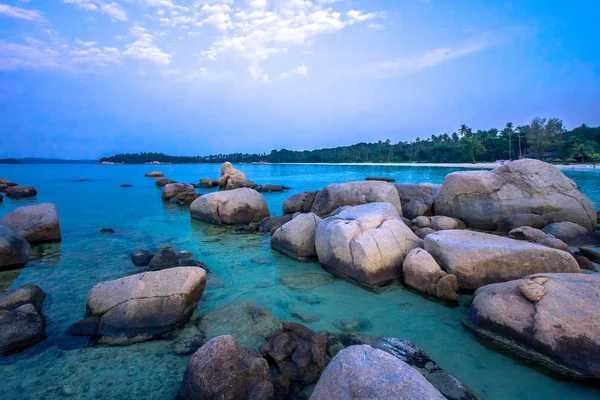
172;335;207;356
81;267;206;344
0;284;45;312
311;345;445;400
169;192;200;205
424;230;580;290
179;335;273;400
271;213;321;262
144;171;163;177
0;303;46;355
0;224;30;271
100;228;114;234
403;248;458;302
198;178;218;188
464;273;600;382
190;188;270;225
316;203;422;290
283;191;319;214
291;311;320;323
5;186;37;199
131;249;153;266
323;333;480;400
311;181;403;216
280;273;336;292
148;249;180;270
1;203;62;244
255;184;289;193
434;159;597;232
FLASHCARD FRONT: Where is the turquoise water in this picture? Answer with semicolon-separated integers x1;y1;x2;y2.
0;164;598;400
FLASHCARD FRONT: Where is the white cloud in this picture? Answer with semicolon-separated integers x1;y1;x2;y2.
347;10;379;23
101;2;128;20
123;26;172;64
63;0;128;21
278;64;307;79
0;4;45;21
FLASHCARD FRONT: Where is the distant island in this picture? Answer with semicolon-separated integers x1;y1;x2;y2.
0;158;97;164
100;118;600;165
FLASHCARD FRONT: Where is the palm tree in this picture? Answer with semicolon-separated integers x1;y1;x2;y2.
504;122;514;159
459;124;470;138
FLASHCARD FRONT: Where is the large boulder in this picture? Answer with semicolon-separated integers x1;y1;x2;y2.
283;191;319;214
0;284;46;355
144;171;163;177
424;230;580;291
310;181;403;217
155;177;176;187
5;186;37;199
271;213;321;262
402;248;458;302
260;322;327;394
179;335;273;400
162;183;194;201
0;177;17;188
542;221;590;243
259;214;293;235
315;203;422;290
311;345;445;400
395;183;440;219
1;203;61;244
508;226;570;252
434;159;596;232
80;267;206;343
190;188;269;225
464;273;600;381
0;225;30;271
217;162;247;189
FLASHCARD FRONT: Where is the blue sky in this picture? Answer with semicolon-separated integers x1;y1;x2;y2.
1;0;599;159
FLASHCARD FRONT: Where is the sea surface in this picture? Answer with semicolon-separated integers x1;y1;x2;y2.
0;163;599;400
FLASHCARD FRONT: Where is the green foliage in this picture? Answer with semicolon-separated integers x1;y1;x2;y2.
99;119;600;164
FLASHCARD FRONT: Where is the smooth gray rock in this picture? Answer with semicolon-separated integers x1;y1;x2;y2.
395;183;439;219
311;345;445;400
424;230;580;290
0;224;30;271
155;177;176;187
198;178;218;188
0;284;45;312
162;183;194;201
1;203;61;244
283;191;319;214
144;171;163;177
190;188;269;225
434;159;597;232
430;216;465;231
542;221;590;243
271;213;321;261
311;181;403;217
403;248;458;302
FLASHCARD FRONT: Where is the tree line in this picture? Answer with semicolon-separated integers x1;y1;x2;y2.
99;118;600;164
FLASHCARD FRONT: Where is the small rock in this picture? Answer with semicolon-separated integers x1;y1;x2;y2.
177;250;194;259
518;280;547;302
578;247;600;263
279;273;336;291
413;216;431;228
131;250;154;266
414;227;436;239
172;335;207;355
0;284;45;312
100;228;114;234
334;318;371;333
365;177;395;182
120;184;132;187
144;171;163;177
148;249;180;270
431;216;464;231
5;186;37;199
250;256;271;265
155;177;176;187
291;311;320;323
574;254;598;272
68;316;100;336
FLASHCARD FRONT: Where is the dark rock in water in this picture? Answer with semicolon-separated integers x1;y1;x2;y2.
169;192;201;205
291;311;320;323
574;254;598;272
260;322;327;398
198;302;282;349
0;284;45;312
333;318;372;333
178;335;273;400
259;214;293;235
578;247;600;263
145;171;163;177
250;256;272;265
148;249;180;270
179;259;209;272
0;193;3;203
365;176;395;182
172;335;207;355
323;332;480;400
398;302;412;311
297;295;322;305
120;184;133;187
68;316;100;336
198;178;218;188
100;228;115;234
255;184;290;193
0;224;30;271
155;177;176;187
0;177;18;189
231;224;259;234
279;273;335;292
131;249;154;266
5;185;37;199
283;191;319;214
0;303;46;355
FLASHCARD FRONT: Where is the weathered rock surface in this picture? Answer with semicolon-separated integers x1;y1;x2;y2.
217;162;247;189
144;171;163;177
509;226;570;252
424;230;580;290
148;249;180;270
414;216;432;228
395;183;439;219
0;284;46;355
255;184;289;193
323;333;480;400
578;247;600;263
434;159;597;232
414;227;436;239
162;183;194;201
81;267;206;343
5;186;37;199
0;177;17;188
1;203;62;244
464;273;600;381
155;177;176;187
403;248;458;302
542;221;590;243
430;216;465;231
271;213;321;262
311;181;403;217
366;176;395;182
0;284;45;312
259;214;293;235
190;188;269;225
283;191;319;214
0;225;30;271
225;179;257;191
131;249;153;266
198;178;218;188
169;192;201;205
500;213;548;231
311;345;445;400
260;322;327;394
179;335;273;400
316;202;422;290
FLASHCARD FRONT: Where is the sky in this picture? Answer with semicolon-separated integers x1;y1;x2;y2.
0;0;599;159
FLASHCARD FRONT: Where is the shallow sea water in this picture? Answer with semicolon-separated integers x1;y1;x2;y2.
0;164;599;400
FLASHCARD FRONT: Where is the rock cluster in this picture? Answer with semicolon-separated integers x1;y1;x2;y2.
0;225;30;271
0;285;46;355
310;181;403;216
403;248;458;302
395;183;440;220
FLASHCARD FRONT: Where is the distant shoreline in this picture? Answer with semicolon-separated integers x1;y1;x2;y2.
276;162;600;171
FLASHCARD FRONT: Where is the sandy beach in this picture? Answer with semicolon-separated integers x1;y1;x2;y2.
280;162;600;171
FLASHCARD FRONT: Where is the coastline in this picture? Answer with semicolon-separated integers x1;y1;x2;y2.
278;162;600;171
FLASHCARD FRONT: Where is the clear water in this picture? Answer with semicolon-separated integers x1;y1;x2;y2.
0;164;599;400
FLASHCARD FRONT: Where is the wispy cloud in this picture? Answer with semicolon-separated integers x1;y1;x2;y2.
0;4;45;22
123;26;171;65
360;37;492;78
